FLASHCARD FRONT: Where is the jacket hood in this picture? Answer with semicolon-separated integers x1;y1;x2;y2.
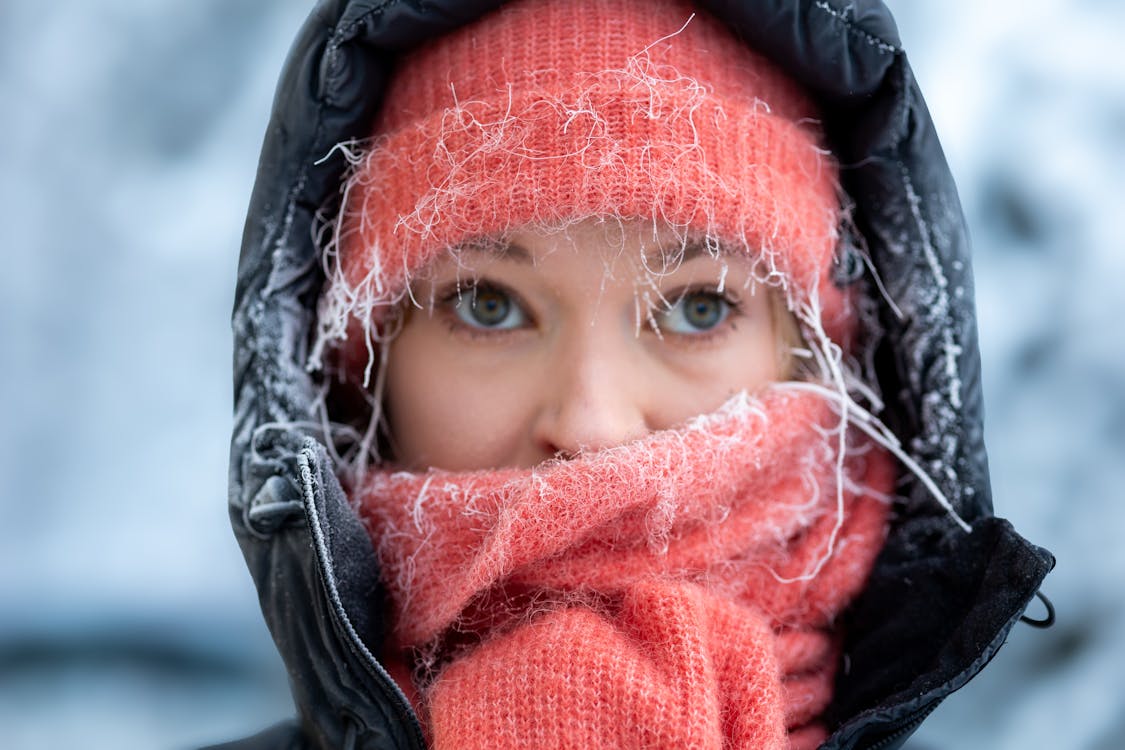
229;1;1053;748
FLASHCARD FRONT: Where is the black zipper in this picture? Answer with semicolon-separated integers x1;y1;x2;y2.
856;700;940;750
299;446;427;750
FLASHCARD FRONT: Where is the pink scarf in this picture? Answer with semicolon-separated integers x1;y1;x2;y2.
356;391;892;749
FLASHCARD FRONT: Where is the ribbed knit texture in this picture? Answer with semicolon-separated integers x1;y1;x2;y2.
356;392;892;749
316;0;851;364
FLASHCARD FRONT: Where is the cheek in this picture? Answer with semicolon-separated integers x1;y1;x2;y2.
715;294;788;389
384;323;535;471
726;318;785;385
646;319;783;429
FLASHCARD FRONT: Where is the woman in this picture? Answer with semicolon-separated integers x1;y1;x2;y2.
222;1;1053;748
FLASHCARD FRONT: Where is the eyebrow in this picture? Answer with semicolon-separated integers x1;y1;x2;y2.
455;239;533;264
643;238;727;269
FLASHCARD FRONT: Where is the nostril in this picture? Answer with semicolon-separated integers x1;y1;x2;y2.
543;441;578;461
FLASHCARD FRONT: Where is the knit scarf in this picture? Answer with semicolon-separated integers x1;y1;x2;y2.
356;390;892;749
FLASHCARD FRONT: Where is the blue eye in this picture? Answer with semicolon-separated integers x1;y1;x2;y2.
452;285;528;330
658;290;731;334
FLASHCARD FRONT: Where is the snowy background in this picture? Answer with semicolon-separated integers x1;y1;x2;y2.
1;0;1122;748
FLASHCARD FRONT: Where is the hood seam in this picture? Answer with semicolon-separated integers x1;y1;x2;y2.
811;0;900;55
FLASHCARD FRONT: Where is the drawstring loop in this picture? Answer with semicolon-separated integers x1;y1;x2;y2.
1019;589;1055;629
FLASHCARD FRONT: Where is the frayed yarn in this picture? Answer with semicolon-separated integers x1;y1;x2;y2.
309;0;845;382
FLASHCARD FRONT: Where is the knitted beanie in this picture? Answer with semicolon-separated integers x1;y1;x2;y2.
315;0;849;364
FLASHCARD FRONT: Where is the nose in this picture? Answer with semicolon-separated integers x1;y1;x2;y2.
532;328;650;460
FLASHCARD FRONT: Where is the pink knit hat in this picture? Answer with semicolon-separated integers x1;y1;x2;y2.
317;0;848;363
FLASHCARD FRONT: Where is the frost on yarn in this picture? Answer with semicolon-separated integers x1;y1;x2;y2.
309;23;841;380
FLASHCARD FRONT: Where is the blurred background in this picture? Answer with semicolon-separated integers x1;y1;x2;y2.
1;0;1121;747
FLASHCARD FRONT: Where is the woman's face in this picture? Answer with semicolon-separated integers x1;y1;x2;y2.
384;219;792;471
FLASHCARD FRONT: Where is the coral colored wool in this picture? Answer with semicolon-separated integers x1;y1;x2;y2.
356;392;893;749
324;0;849;343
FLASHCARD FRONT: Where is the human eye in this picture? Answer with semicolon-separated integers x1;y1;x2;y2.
654;288;736;336
445;282;529;332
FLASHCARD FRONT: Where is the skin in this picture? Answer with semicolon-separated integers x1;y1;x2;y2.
384;218;793;471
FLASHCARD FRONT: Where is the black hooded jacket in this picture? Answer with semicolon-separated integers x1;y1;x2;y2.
222;1;1055;748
